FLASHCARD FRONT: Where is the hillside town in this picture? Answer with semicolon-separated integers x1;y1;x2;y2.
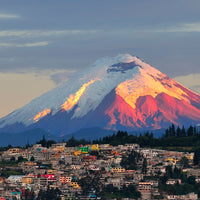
0;140;199;200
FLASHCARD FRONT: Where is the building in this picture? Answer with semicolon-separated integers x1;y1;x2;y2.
59;176;71;184
110;167;126;173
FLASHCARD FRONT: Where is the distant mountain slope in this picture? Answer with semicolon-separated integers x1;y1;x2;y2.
0;54;200;137
0;129;52;146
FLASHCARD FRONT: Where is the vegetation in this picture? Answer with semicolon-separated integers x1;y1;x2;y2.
158;164;200;196
36;135;56;148
78;174;102;196
3;124;199;151
66;136;90;147
193;148;200;166
92;125;200;151
120;150;141;170
37;187;61;200
100;184;141;199
0;168;24;178
142;158;147;174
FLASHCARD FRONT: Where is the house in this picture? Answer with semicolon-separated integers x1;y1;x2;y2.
70;182;81;189
7;175;24;183
41;174;56;182
138;182;152;200
59;175;71;184
83;156;97;161
166;179;181;185
166;192;198;200
91;144;99;151
21;176;34;184
110;167;125;173
8;148;21;154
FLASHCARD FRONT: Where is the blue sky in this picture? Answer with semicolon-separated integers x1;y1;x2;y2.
0;0;200;117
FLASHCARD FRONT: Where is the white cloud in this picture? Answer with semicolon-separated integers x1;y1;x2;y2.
174;73;200;94
0;41;49;48
17;41;49;47
0;13;20;19
0;29;101;38
108;22;200;34
51;70;76;84
154;22;200;33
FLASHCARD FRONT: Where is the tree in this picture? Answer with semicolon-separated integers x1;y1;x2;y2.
176;126;181;137
173;165;181;179
142;158;147;174
66;136;77;147
171;124;176;137
193;148;200;166
10;156;15;162
17;155;24;163
187;126;194;137
181;126;186;137
165;129;169;137
165;165;173;178
180;156;189;168
101;184;141;199
186;176;196;185
30;156;35;162
78;174;102;196
38;135;47;147
120;150;141;170
37;187;61;200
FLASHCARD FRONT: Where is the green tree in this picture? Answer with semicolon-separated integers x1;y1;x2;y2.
10;156;15;162
142;158;147;174
193;148;200;166
181;126;186;137
187;126;194;137
37;187;61;200
180;156;189;168
78;174;101;196
120;150;141;170
186;176;196;185
30;156;35;162
176;126;181;137
171;124;176;137
66;136;77;147
165;165;173;178
17;155;24;162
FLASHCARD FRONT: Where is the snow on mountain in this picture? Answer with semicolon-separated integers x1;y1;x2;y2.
0;54;200;135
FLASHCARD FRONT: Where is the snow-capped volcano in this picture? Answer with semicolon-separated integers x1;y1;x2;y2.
0;54;200;136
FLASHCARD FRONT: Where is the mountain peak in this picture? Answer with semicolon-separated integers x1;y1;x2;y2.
93;54;138;66
0;54;200;136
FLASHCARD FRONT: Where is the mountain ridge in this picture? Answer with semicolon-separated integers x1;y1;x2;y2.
0;54;200;136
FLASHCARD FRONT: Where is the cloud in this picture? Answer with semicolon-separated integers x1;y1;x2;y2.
0;13;20;19
0;29;101;38
0;41;49;48
51;70;76;84
174;73;200;94
17;41;49;47
105;22;200;34
154;22;200;33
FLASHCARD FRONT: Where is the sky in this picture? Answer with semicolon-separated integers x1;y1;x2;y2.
0;0;200;118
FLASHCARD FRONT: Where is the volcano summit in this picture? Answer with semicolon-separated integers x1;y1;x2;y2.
0;54;200;136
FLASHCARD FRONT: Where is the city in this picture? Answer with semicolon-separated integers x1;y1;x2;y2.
0;136;199;200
